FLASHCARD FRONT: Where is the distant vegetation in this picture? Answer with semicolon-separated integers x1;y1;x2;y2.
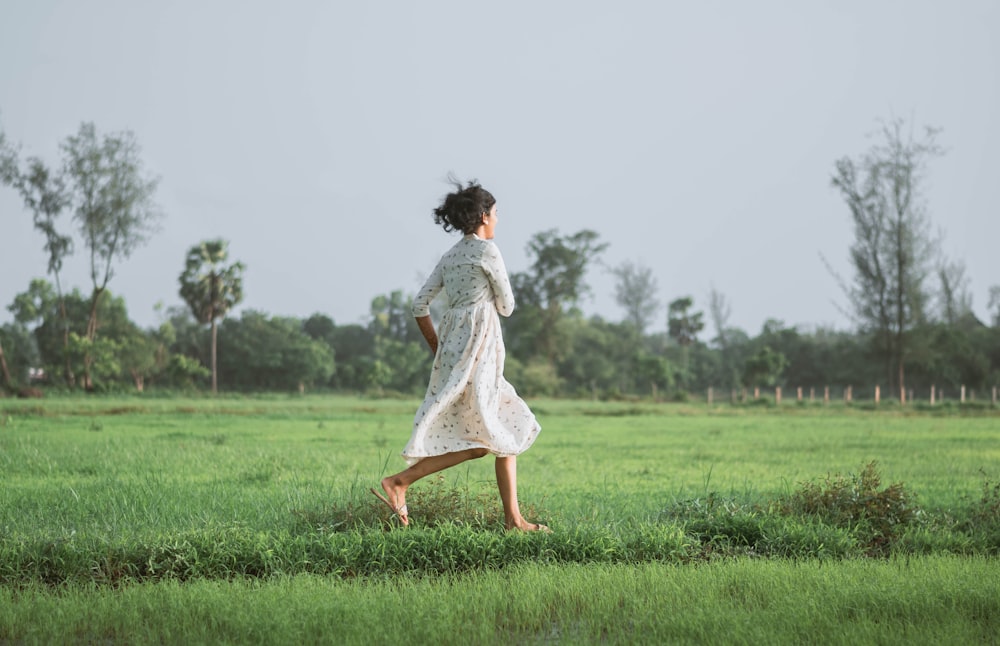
2;117;999;399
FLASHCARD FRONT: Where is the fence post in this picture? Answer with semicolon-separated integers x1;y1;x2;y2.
993;386;998;405
875;385;880;405
741;388;747;403
753;387;760;400
797;386;803;402
824;386;829;405
707;387;713;405
810;387;815;403
845;385;853;403
775;386;782;405
899;385;906;405
930;385;936;406
961;385;966;403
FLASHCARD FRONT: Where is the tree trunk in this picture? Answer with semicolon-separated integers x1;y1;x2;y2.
0;339;12;391
211;318;218;395
131;369;144;393
59;296;75;387
897;360;905;404
82;287;104;391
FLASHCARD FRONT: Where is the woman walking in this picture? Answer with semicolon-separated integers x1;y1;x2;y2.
371;179;546;531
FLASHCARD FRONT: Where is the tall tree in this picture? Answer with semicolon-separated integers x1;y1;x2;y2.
989;286;1000;328
0;123;16;184
5;156;76;385
830;116;943;402
742;345;788;389
707;286;740;387
510;229;607;362
0;126;16;390
667;296;705;388
215;311;334;392
0;337;11;391
179;239;245;394
62;122;162;388
936;259;973;325
611;260;660;337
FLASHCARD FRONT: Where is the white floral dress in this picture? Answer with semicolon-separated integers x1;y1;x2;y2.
402;234;541;466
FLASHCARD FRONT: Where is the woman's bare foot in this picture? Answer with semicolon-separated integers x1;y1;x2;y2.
506;518;551;532
375;476;409;526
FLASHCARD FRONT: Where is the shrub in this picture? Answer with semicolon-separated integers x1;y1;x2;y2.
777;461;920;556
955;474;1000;551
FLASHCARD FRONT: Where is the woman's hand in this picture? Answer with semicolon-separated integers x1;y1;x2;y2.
415;315;438;355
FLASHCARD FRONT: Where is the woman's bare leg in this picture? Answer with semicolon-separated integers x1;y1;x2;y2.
495;456;547;531
378;447;489;524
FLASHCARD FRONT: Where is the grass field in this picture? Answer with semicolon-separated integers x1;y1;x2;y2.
1;395;998;644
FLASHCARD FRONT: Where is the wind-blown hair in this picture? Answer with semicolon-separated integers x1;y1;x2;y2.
432;177;496;234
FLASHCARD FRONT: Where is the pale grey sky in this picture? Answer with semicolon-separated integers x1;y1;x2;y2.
2;0;998;336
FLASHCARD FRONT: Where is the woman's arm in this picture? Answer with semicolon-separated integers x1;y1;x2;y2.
482;243;515;317
415;315;438;354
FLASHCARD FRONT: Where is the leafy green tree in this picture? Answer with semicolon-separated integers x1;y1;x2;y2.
830;116;943;402
506;356;561;398
117;322;174;392
161;305;208;368
0;323;39;389
987;285;1000;327
2;128;69;387
611;260;660;337
4;157;75;384
62;122;163;388
936;259;974;325
0;335;12;390
742;345;787;389
366;292;431;393
303;313;337;346
633;352;674;399
707;287;744;388
369;291;423;344
216;311;333;391
509;229;607;363
909;322;990;393
369;336;430;394
327;323;375;391
9;280;89;382
165;354;211;390
554;315;619;397
66;332;121;391
667;296;705;388
0;120;18;184
178;239;245;394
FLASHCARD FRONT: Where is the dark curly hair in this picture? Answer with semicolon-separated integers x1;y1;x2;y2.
432;176;496;234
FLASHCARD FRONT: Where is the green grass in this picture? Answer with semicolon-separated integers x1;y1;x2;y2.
1;394;999;643
2;558;998;645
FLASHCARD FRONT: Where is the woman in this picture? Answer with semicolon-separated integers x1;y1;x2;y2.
371;179;546;531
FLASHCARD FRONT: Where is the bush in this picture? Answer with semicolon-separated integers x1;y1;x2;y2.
777;461;921;556
955;474;1000;551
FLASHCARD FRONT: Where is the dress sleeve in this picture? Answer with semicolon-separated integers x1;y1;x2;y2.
482;242;516;317
412;257;444;317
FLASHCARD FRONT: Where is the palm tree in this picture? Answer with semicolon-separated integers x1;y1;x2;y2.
178;239;244;394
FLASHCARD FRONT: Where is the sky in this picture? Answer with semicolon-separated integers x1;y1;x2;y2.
2;0;999;337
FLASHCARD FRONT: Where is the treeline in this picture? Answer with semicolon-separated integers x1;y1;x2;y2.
2;249;998;399
2;118;999;399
